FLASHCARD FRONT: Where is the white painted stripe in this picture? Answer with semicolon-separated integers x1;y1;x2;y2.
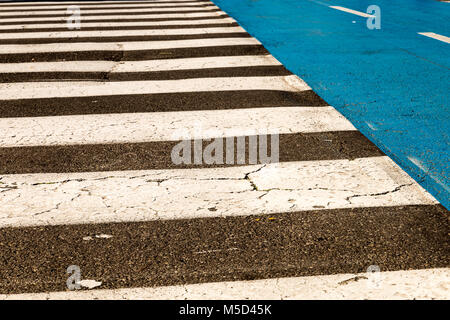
0;157;437;228
1;268;448;300
0;75;308;100
329;6;374;18
0;17;237;30
408;156;450;193
418;32;450;44
0;37;258;54
0;26;245;40
0;55;281;73
0;0;204;3
0;0;209;5
0;6;220;16
0;107;355;147
0;11;226;23
0;2;214;11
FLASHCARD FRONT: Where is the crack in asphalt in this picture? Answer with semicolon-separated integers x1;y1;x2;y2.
345;183;415;203
0;165;419;218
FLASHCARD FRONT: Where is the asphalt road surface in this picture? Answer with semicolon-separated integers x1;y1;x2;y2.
212;0;450;209
0;0;448;299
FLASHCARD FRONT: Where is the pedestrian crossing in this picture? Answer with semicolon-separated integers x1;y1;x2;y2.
0;12;229;24
0;0;448;299
0;18;238;31
0;55;282;73
3;268;449;300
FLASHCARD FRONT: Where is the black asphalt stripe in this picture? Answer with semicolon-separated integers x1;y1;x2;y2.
0;66;290;83
0;90;328;118
0;205;448;294
2;9;222;19
0;0;212;7
0;131;384;174
0;4;217;12
0;45;268;63
0;22;239;33
0;32;251;45
0;15;230;25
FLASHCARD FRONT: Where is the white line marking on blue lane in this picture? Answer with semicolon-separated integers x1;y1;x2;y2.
329;6;374;18
418;32;450;44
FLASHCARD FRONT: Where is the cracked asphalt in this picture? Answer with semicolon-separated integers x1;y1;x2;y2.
0;0;448;299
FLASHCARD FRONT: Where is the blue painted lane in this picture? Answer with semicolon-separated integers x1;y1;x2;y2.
212;0;450;208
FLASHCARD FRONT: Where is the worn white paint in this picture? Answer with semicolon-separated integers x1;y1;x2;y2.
0;37;259;54
0;17;237;30
0;157;437;228
0;107;355;147
83;234;113;241
408;156;450;193
0;6;220;17
0;0;205;5
0;26;245;40
0;2;214;11
0;11;226;23
0;55;279;73
0;75;308;100
77;280;102;290
1;268;448;300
